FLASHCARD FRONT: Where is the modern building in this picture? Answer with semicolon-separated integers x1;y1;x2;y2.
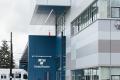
20;0;120;80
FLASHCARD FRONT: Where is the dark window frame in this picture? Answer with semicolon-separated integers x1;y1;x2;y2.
72;68;99;80
4;75;6;79
71;0;98;36
111;7;120;18
15;73;21;78
23;74;28;79
57;14;66;35
1;75;3;79
111;75;120;80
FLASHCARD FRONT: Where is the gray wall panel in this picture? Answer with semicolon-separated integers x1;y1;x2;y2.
99;40;120;53
99;40;110;53
66;53;71;70
111;40;120;53
71;60;76;70
76;41;98;58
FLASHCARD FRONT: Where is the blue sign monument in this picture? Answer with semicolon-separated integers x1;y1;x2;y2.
28;35;65;80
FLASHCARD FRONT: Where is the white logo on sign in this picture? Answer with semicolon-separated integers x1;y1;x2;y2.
32;56;51;68
38;59;46;66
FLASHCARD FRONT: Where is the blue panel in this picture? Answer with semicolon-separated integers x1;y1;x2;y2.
28;35;57;80
56;36;66;80
28;35;66;80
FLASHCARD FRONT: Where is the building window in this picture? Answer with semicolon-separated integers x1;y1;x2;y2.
71;0;98;36
23;74;28;79
71;19;79;35
4;75;6;79
111;7;120;18
72;68;99;80
71;71;76;80
1;75;7;79
57;14;65;35
15;73;21;78
1;75;3;79
111;75;120;80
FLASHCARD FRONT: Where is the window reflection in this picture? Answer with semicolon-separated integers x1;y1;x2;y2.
72;67;120;80
71;68;99;80
111;7;120;18
71;0;98;36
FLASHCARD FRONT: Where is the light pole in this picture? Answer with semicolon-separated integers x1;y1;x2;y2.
10;32;13;80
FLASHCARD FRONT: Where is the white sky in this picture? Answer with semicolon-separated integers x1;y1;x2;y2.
0;0;55;66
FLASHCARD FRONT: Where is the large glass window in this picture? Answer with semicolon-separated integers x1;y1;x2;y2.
71;19;79;35
111;75;120;80
100;67;120;80
91;2;98;21
72;71;76;80
111;7;120;18
71;0;98;36
71;68;99;80
57;14;65;35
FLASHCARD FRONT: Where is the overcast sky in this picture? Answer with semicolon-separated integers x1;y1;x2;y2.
0;0;55;66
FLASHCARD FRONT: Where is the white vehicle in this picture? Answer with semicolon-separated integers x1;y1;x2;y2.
0;69;28;80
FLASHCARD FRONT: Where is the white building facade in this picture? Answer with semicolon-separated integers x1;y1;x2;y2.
30;0;120;80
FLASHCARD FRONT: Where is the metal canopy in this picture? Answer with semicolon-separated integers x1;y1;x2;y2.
30;5;70;25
